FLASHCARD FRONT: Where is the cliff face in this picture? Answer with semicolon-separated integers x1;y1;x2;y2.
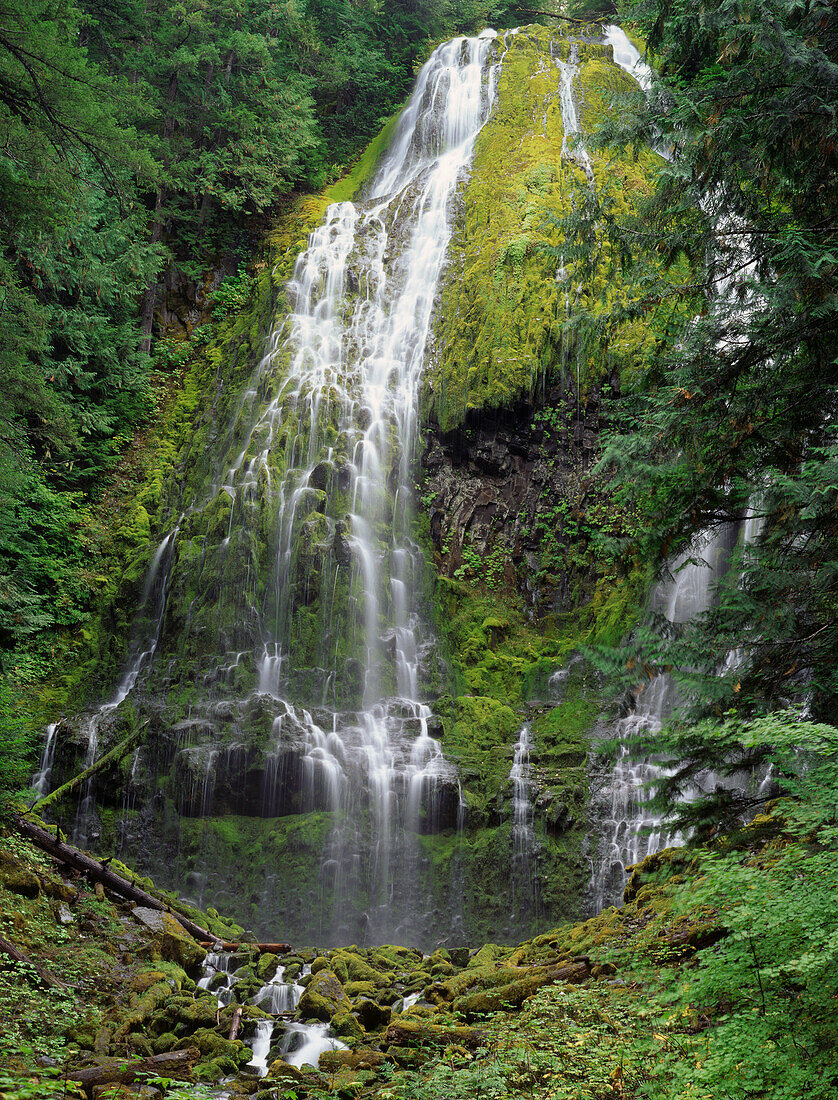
39;25;658;948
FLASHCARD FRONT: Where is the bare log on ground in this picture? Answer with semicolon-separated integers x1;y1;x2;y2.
198;940;291;952
0;932;69;990
65;1047;200;1095
13;815;210;942
32;722;148;815
228;1005;243;1041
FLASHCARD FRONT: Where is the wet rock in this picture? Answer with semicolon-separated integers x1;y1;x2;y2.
297;968;352;1022
353;998;391;1031
0;851;41;898
256;952;279;982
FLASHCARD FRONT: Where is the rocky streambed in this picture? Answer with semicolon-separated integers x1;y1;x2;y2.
0;821;719;1100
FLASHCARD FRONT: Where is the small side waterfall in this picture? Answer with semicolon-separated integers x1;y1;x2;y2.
508;723;539;918
555;43;594;182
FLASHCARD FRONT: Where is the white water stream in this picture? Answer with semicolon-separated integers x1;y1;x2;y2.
240;30;509;941
586;28;771;909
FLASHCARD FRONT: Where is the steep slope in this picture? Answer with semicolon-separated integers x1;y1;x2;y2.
32;23;664;948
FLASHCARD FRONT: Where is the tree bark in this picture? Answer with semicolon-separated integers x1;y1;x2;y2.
31;722;147;815
66;1047;200;1094
13;816;210;942
198;940;291;952
228;1005;243;1041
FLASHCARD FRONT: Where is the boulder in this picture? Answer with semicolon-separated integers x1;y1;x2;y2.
256;952;279;982
297;969;352;1022
130;908;205;973
353;998;391;1031
384;1018;486;1050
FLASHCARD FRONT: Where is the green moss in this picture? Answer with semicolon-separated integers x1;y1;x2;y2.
426;25;665;431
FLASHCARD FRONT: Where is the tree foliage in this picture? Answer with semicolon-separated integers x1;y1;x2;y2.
655;713;838;1099
564;0;838;720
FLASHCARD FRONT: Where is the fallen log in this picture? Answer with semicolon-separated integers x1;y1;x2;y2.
198;940;291;953
0;932;68;990
65;1047;200;1095
228;1005;244;1041
32;722;148;815
13;815;210;942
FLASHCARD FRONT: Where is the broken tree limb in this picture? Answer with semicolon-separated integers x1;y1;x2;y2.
32;721;148;815
198;940;291;953
0;932;69;990
516;7;614;23
65;1047;200;1095
13;815;210;942
228;1005;243;1041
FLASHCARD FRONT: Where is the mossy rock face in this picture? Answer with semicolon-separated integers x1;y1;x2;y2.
297;969;352;1022
353;998;391;1031
0;852;41;898
256;952;279;982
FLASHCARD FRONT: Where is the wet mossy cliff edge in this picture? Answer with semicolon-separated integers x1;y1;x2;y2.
40;25;660;945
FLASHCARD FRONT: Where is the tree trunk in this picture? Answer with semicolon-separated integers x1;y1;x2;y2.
13;816;210;942
32;722;147;815
228;1005;243;1041
66;1047;200;1094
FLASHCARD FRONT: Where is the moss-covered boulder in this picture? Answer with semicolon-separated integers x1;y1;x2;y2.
179;1027;249;1061
256;952;279;982
331;1009;365;1042
0;850;41;898
297;969;352;1022
353;998;391;1031
383;1019;486;1051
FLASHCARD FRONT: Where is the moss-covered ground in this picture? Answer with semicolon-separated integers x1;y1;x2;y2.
0;822;722;1100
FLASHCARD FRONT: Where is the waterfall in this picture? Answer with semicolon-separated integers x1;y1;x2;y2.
43;29;513;947
555;42;593;183
589;528;733;908
248;32;507;943
508;723;538;917
585;29;771;910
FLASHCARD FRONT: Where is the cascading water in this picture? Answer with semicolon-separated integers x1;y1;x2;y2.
39;30;517;947
235;31;507;942
587;29;771;910
589;529;733;908
555;42;594;183
508;723;538;917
